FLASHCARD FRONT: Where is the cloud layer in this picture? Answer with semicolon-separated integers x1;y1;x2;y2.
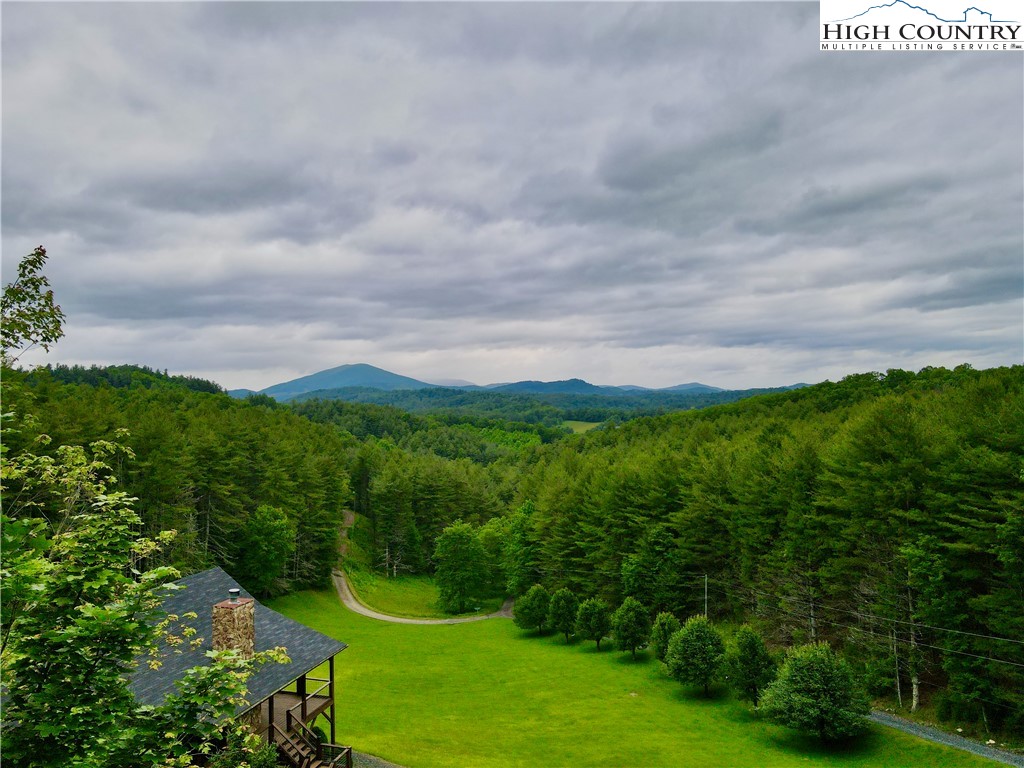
3;3;1021;390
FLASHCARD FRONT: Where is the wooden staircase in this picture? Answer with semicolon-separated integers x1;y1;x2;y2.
273;717;353;768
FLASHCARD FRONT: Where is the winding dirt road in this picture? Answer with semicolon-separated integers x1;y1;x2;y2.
332;570;513;625
335;508;512;625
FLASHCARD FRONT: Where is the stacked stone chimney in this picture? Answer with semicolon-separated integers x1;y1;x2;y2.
212;587;255;659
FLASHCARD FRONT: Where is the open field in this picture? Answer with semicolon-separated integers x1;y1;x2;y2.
562;420;602;433
345;570;504;619
270;589;1000;768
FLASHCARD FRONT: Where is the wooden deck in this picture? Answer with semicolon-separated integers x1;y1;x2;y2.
258;690;332;739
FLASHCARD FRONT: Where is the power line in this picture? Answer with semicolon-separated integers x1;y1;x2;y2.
525;565;1024;655
738;589;1024;671
707;575;1024;649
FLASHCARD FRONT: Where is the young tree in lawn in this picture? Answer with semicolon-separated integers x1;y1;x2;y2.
759;642;870;742
725;625;777;706
547;587;580;642
649;612;681;663
612;597;651;659
513;584;550;633
575;597;612;651
433;520;486;614
664;615;725;696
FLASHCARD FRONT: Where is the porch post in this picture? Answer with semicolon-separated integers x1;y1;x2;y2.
298;673;307;720
329;655;337;744
268;694;275;744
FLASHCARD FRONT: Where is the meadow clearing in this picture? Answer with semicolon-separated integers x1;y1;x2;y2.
344;570;504;619
270;587;998;768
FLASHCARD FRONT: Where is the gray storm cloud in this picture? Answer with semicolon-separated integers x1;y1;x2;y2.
2;2;1021;391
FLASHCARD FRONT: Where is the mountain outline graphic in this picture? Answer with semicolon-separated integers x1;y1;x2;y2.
829;1;1018;23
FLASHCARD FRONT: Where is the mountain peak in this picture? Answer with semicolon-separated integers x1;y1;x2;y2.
257;363;434;400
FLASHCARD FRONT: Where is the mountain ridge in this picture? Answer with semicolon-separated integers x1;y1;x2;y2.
230;362;736;401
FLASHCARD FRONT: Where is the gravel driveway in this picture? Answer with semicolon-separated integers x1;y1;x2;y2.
870;711;1024;767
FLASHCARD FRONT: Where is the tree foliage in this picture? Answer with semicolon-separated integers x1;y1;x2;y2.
725;625;777;706
547;587;580;643
649;612;682;663
234;504;296;597
0;417;287;767
501;503;537;596
517;365;1024;734
612;597;651;659
513;584;550;633
665;616;725;696
1;253;290;767
3;369;352;594
759;642;870;742
1;245;65;363
575;598;612;651
433;520;486;614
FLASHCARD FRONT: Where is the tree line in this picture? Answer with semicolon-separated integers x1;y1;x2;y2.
508;582;869;743
429;366;1024;736
3;370;355;596
286;381;801;425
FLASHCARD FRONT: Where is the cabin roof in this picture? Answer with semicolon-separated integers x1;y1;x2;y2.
129;567;346;714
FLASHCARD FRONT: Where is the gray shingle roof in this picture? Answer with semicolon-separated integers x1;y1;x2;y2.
129;567;346;714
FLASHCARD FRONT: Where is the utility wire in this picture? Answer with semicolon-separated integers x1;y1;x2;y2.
739;590;1024;671
525;564;1023;652
707;575;1024;648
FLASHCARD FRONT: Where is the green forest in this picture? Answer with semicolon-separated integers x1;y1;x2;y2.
6;359;1022;739
284;380;802;426
2;253;1022;748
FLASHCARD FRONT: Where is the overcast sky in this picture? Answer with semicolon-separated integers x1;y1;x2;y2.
3;2;1021;391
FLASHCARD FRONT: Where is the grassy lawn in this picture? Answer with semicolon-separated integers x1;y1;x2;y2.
270;589;999;768
562;420;602;433
344;569;504;619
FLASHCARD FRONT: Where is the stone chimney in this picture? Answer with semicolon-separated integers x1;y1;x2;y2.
212;587;255;659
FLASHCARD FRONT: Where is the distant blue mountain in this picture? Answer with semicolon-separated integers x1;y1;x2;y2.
659;382;726;394
258;363;435;401
426;378;479;388
488;378;613;395
234;363;739;402
481;379;725;396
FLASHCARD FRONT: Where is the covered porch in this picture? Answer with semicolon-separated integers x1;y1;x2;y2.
251;656;353;767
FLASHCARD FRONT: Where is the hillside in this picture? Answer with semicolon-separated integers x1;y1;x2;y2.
257;363;435;399
232;362;739;403
288;383;803;426
508;364;1024;736
488;378;622;395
